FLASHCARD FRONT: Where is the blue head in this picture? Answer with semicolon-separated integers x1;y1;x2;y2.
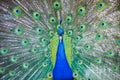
57;27;64;36
57;19;64;36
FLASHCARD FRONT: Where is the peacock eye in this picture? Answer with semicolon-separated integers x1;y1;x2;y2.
81;78;85;80
10;56;18;63
36;28;44;35
33;12;41;20
39;37;47;44
84;44;91;50
53;1;61;10
68;31;72;34
75;35;82;42
18;29;20;32
76;35;82;41
97;2;106;10
108;51;112;54
49;74;51;77
88;78;92;80
50;17;56;24
98;3;103;8
112;65;119;72
17;28;21;32
95;58;102;64
67;30;73;37
80;9;83;12
42;38;46;42
21;39;29;46
95;33;104;41
9;71;16;77
77;7;86;15
65;15;72;24
42;62;48;67
98;35;100;37
22;63;29;69
116;39;120;46
101;22;104;26
79;24;86;32
99;21;108;29
47;72;53;78
0;67;5;74
31;47;39;54
13;7;22;16
73;72;78;78
14;27;24;35
49;30;54;37
1;68;5;71
80;26;83;28
78;60;83;65
0;48;8;55
106;50;115;57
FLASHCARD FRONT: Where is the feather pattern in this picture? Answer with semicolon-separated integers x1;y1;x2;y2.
0;0;120;80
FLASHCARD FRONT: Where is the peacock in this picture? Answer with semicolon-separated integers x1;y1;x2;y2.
0;0;120;80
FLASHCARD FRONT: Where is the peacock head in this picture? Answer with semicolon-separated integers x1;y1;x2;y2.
57;26;64;41
57;26;64;36
57;19;64;37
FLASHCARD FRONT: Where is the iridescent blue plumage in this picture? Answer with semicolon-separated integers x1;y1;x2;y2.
53;28;73;80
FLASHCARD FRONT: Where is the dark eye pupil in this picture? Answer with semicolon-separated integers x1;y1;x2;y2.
4;50;6;52
39;29;41;32
99;4;102;7
36;14;39;16
102;23;104;26
2;68;4;71
56;4;58;6
49;74;51;76
88;78;91;80
109;52;112;54
18;29;20;32
67;18;70;21
98;35;100;37
80;26;83;28
80;9;83;12
16;10;19;13
52;19;54;22
13;57;16;60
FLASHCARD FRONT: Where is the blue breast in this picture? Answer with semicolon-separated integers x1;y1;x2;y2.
53;38;73;80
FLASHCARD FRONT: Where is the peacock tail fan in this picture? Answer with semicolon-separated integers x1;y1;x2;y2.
0;0;120;80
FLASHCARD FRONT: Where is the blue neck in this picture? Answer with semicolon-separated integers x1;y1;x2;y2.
53;37;73;80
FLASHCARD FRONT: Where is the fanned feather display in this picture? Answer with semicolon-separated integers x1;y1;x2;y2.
0;0;120;80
